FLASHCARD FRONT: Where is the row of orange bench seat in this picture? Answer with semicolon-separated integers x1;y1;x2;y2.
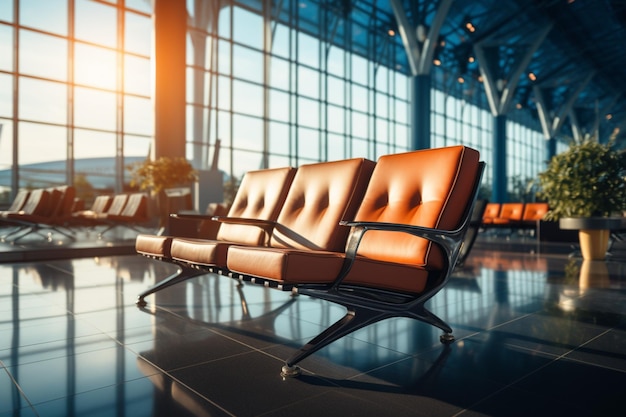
134;145;485;377
481;202;549;228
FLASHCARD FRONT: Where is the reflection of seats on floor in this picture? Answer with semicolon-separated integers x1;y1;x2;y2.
0;186;76;242
136;145;484;377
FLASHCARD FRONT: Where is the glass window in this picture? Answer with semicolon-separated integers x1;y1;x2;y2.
327;133;345;161
124;134;151;158
232;149;262;179
0;25;12;71
126;0;152;14
297;127;319;161
19;30;67;81
218;39;231;76
272;24;290;59
19;0;67;35
0;1;13;22
217;75;231;110
270;56;289;91
351;111;368;139
124;95;152;135
19;77;67;124
18;122;66;165
351;54;368;85
74;43;116;90
232;114;263;152
297;66;318;99
75;0;116;48
327;105;344;134
297;32;319;68
74;130;117;192
269;121;290;156
124;54;150;95
0;119;13;168
297;97;318;128
351;84;368;113
327;45;344;77
327;76;344;106
232;45;263;84
74;87;116;131
125;11;151;56
232;6;262;50
0;73;12;117
233;79;263;118
269;89;290;123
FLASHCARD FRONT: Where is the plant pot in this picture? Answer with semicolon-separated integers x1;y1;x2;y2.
578;229;611;260
559;217;623;260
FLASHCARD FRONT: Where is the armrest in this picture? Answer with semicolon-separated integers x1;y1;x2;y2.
339;220;464;254
211;216;277;229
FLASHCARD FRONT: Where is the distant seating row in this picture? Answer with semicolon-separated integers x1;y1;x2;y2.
481;202;549;230
0;187;151;242
134;145;485;377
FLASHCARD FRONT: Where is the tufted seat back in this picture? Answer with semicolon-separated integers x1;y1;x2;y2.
270;158;375;252
353;145;480;270
521;202;549;222
493;202;524;224
216;167;296;245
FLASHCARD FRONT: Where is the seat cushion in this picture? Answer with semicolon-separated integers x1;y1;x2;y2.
170;237;232;268
136;234;173;258
226;245;429;293
226;246;345;283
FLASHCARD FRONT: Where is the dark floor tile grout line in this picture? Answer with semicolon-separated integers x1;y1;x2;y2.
1;359;40;416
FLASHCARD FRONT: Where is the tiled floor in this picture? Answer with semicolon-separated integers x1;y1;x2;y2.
1;236;625;417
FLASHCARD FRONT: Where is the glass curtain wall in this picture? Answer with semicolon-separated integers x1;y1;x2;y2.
185;0;411;184
0;0;152;206
0;0;549;207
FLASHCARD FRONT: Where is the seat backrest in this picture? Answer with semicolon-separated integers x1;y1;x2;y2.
482;203;501;221
522;202;549;221
497;203;524;221
353;145;481;269
270;158;375;252
91;195;113;214
19;188;48;215
120;193;148;218
53;185;76;218
216;167;296;245
106;194;129;216
7;189;30;212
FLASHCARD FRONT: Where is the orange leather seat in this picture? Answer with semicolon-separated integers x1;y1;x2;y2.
136;166;296;261
492;202;524;224
521;202;549;223
227;145;480;293
171;157;375;270
481;203;501;224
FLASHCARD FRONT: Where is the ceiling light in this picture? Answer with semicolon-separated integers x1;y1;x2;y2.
416;24;427;42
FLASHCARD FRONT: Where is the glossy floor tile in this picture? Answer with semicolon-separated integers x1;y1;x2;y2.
1;238;625;416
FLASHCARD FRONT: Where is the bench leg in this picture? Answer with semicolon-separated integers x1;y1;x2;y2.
136;265;206;307
281;307;388;378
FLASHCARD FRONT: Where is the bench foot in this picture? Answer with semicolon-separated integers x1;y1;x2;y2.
281;364;301;378
440;333;455;344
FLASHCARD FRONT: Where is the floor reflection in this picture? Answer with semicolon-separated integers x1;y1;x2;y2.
1;241;625;416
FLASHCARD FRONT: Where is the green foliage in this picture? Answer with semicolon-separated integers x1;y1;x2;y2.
127;157;197;194
537;137;626;220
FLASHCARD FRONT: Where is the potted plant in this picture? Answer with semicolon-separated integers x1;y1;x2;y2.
536;134;626;260
127;156;198;228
